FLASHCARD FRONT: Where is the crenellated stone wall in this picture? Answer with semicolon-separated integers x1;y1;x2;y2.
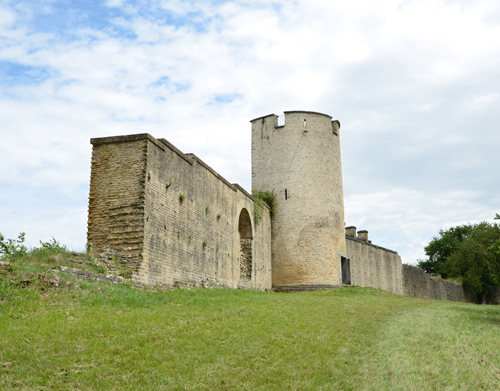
346;235;404;295
88;134;272;291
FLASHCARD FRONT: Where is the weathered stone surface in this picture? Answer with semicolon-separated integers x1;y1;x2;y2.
87;134;272;291
402;264;476;303
38;273;60;287
0;261;10;271
60;266;123;284
346;235;404;295
251;111;346;288
87;135;147;271
274;284;341;293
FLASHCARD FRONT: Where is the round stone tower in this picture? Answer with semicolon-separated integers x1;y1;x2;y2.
251;110;346;290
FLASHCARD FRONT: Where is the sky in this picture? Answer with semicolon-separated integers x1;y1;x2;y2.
0;0;499;264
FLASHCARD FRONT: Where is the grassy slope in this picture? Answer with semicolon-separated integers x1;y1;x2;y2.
1;264;500;390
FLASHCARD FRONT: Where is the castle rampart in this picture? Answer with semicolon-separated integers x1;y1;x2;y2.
345;232;404;295
86;111;487;304
88;133;272;290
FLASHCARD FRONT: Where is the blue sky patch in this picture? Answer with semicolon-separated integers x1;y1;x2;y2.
151;77;191;92
17;0;229;40
0;61;56;86
212;93;241;104
153;76;170;86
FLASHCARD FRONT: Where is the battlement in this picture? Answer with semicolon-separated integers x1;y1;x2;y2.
250;111;340;134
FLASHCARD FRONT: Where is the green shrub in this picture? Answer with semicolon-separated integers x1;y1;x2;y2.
39;237;67;252
0;232;27;259
252;190;276;222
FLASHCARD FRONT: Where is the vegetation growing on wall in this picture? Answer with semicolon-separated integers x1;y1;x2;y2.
252;190;276;222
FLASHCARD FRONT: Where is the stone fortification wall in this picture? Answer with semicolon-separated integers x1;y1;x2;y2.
251;111;346;289
402;264;476;303
88;135;147;267
346;235;404;295
88;134;272;291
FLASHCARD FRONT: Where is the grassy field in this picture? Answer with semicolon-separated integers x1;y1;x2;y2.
1;251;500;390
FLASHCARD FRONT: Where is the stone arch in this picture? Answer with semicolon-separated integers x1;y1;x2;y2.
238;208;253;279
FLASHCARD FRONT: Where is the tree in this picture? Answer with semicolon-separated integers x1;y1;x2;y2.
442;221;500;295
418;215;500;296
0;232;27;259
417;224;474;278
490;213;500;255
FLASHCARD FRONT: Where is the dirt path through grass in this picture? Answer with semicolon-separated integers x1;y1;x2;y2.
358;302;500;390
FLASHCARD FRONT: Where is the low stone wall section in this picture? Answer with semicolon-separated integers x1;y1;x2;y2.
402;264;476;303
274;284;341;293
60;266;123;285
346;236;404;295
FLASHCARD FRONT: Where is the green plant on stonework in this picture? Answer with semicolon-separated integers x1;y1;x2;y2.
96;266;108;274
86;243;93;258
252;190;276;222
166;181;172;189
179;194;185;204
0;232;27;259
30;237;73;265
205;205;210;214
118;267;133;278
39;237;67;252
217;213;221;221
109;256;134;279
202;240;207;249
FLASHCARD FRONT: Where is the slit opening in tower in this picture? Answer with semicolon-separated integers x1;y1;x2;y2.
238;208;253;280
285;189;288;200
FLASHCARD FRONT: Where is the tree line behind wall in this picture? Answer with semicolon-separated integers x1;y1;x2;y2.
418;214;500;297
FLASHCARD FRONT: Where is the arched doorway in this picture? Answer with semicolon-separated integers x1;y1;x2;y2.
238;208;253;279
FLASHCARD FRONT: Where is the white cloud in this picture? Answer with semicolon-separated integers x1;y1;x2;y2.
0;0;499;262
106;0;125;7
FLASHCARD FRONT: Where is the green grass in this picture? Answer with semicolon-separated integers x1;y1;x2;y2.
1;265;500;390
